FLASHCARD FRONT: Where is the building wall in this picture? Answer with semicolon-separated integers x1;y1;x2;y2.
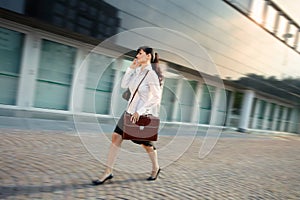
0;23;298;133
0;0;299;133
102;0;300;81
2;0;299;80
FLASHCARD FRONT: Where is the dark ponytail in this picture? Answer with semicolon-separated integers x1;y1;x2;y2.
151;53;163;86
137;46;164;86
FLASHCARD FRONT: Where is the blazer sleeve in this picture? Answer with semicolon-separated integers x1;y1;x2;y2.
137;71;161;115
121;68;135;89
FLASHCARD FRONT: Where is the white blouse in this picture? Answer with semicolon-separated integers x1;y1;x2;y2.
121;64;161;117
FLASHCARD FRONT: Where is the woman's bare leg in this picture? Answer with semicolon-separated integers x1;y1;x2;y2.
99;132;123;180
142;145;160;177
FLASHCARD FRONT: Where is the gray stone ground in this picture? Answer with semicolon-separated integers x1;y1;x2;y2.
1;128;300;199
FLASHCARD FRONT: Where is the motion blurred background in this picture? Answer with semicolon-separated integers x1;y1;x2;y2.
0;0;299;134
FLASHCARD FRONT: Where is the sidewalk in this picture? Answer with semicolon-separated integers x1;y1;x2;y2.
1;128;300;199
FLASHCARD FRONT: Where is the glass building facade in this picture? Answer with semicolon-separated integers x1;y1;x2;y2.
0;27;24;105
0;0;299;133
34;39;76;110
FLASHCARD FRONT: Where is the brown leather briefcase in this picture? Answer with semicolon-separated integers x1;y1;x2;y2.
123;112;159;141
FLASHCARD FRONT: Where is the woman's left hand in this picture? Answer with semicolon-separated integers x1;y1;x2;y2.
130;112;140;123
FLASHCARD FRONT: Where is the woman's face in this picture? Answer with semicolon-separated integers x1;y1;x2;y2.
136;49;151;64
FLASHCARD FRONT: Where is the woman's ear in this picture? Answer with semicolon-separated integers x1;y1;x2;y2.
147;53;152;61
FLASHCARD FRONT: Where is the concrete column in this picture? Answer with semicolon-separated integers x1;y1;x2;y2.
288;108;298;133
238;90;255;132
69;49;89;112
251;99;261;129
172;79;183;122
16;32;41;107
191;82;203;123
261;0;268;26
295;108;300;134
110;59;125;116
271;105;280;130
280;107;288;131
225;91;235;127
262;102;271;130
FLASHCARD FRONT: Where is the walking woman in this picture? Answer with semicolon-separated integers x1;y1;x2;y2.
92;46;163;185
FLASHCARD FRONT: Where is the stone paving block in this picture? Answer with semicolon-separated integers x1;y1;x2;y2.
0;129;300;199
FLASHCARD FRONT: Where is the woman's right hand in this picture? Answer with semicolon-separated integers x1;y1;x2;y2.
130;58;139;69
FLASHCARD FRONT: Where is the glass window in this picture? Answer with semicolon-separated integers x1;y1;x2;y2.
215;89;227;125
105;27;111;36
250;0;265;24
199;84;215;124
53;16;64;27
69;0;77;7
250;98;257;118
79;1;88;12
258;100;266;119
287;24;298;47
0;0;25;14
264;5;277;32
276;15;289;40
180;80;197;122
89;7;97;17
296;31;300;52
218;89;227;112
77;27;90;35
34;39;76;110
53;2;65;15
67;10;76;20
78;17;92;28
82;53;115;114
269;103;276;121
284;108;292;132
66;22;75;31
276;106;284;130
0;27;24;105
257;100;266;129
224;90;233;126
161;78;178;121
98;12;105;22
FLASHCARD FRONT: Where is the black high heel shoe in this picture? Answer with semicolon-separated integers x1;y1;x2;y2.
92;174;113;185
147;168;161;181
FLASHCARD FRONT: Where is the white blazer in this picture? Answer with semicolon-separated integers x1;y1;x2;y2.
121;64;161;117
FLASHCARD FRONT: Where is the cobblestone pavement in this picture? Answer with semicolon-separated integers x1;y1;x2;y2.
1;128;300;199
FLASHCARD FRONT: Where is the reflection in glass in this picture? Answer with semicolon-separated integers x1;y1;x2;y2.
264;5;277;32
199;84;215;124
34;39;76;110
250;0;264;24
0;27;24;105
276;15;289;40
82;53;115;115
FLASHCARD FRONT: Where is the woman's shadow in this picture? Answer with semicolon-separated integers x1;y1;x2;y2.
0;177;149;198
